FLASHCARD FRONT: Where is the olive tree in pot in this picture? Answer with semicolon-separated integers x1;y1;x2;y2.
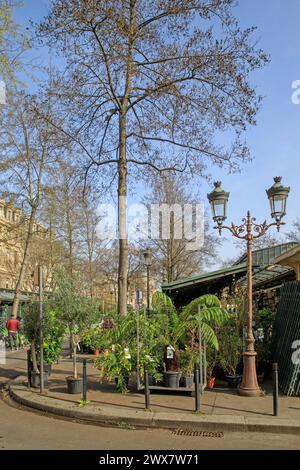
51;268;98;394
22;301;49;388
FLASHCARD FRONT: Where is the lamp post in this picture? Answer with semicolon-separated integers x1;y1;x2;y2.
207;177;290;397
143;249;152;314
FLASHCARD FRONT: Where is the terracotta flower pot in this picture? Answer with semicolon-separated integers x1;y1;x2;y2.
94;349;100;357
207;376;216;389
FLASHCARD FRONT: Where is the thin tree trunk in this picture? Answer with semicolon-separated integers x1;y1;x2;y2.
31;338;39;374
72;334;77;379
118;112;128;315
11;209;36;318
117;2;135;315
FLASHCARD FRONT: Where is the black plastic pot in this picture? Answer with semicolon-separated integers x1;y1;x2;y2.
225;374;242;388
180;374;194;388
163;371;181;388
66;376;83;394
30;371;49;388
43;364;52;376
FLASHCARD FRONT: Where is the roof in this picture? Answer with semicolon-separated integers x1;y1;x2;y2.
0;289;29;302
161;263;248;292
235;242;298;266
162;243;298;295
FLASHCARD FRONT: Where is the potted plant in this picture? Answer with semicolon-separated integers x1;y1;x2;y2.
51;268;98;394
22;302;49;388
179;347;198;388
206;347;217;389
218;317;243;387
94;313;135;392
254;307;275;381
96;344;132;392
38;309;65;376
151;292;230;388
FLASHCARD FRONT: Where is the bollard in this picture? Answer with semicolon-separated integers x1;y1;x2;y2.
194;363;200;412
27;349;32;389
273;362;279;416
82;359;87;402
144;363;150;409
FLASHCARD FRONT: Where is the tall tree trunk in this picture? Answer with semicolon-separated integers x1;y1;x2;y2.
118;112;128;315
11;209;36;318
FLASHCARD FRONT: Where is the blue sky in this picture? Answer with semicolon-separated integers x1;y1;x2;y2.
14;0;300;265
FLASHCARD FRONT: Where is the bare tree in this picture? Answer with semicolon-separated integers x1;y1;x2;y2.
42;158;84;275
142;173;219;282
0;90;57;316
286;218;300;243
37;0;268;314
0;0;26;81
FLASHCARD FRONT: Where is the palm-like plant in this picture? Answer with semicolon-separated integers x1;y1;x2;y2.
181;294;230;351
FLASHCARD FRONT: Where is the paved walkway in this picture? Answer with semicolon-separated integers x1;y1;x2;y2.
16;349;299;419
2;349;300;448
2;349;300;414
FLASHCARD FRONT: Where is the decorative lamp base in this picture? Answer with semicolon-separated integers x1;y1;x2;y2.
238;351;261;397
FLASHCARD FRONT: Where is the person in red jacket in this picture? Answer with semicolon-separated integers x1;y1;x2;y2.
5;314;20;351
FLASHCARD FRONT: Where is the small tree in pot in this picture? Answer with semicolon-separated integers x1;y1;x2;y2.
22;302;61;387
51;268;98;394
217;316;243;387
23;301;46;387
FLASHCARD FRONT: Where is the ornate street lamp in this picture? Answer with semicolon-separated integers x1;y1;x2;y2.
143;249;152;313
266;176;290;227
207;181;230;232
207;177;290;397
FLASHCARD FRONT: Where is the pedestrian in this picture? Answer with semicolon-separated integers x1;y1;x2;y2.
5;314;20;351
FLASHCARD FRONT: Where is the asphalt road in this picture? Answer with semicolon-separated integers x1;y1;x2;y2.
1;396;300;450
0;350;299;450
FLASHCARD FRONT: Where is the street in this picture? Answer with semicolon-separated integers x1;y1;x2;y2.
0;397;300;450
1;350;299;450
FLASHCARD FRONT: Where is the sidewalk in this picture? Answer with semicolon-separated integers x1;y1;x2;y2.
4;349;300;434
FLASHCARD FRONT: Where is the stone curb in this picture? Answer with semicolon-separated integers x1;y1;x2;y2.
9;380;300;435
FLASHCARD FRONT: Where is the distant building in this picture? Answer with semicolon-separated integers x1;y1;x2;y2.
0;200;48;318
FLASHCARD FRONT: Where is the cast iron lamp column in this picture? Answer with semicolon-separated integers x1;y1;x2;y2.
143;249;152;314
207;177;290;397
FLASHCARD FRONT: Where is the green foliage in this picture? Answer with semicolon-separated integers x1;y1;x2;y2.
81;326;105;353
181;294;230;351
255;307;276;370
180;347;199;376
217;316;243;376
93;292;231;390
22;303;64;365
77;399;90;407
152;291;177;324
50;268;98;339
206;346;218;378
42;310;65;365
93;313;136;392
95;344;132;393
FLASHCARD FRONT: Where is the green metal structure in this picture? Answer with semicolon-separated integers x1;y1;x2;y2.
272;280;300;396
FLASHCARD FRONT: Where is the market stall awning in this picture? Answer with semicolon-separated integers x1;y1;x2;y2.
0;289;29;302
